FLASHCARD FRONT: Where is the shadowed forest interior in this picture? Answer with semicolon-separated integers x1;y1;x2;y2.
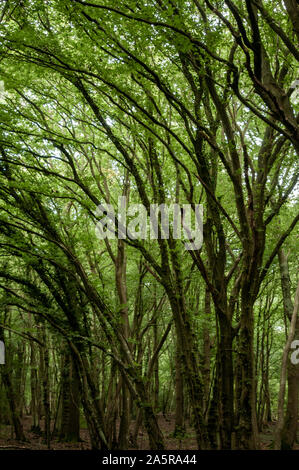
0;0;298;451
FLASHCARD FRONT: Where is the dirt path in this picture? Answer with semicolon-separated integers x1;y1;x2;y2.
0;415;298;450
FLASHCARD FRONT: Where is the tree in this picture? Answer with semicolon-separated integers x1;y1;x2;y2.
0;0;298;450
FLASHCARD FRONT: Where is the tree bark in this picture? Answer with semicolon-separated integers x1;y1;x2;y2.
275;279;299;449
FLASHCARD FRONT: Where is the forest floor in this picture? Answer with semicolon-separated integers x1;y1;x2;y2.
0;415;298;450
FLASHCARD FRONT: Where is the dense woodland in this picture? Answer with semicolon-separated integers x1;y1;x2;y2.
0;0;298;451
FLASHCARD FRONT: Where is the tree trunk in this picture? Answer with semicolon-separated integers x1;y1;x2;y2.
174;341;185;437
40;327;51;449
59;352;80;442
275;279;299;449
237;297;259;449
278;249;299;449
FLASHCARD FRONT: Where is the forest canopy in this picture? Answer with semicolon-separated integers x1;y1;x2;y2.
0;0;298;451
